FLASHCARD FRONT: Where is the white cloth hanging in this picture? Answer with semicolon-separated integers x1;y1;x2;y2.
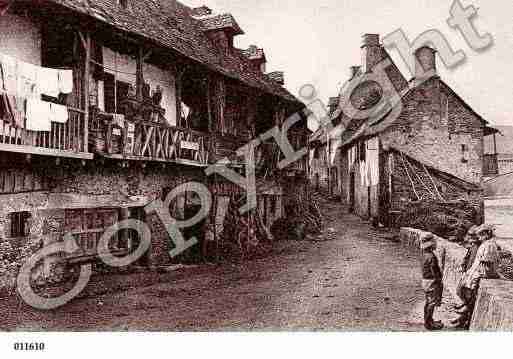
58;69;73;94
18;61;39;99
0;53;17;93
26;98;51;131
50;103;68;124
38;67;60;97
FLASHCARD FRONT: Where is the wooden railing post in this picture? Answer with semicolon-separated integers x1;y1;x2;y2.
207;75;213;133
213;77;226;135
77;29;91;153
83;32;91;153
136;47;144;102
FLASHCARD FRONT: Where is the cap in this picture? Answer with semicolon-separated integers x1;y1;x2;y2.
420;232;436;250
476;224;495;235
467;225;479;235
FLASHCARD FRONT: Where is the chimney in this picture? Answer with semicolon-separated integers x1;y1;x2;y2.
350;66;361;79
361;33;383;73
243;45;267;73
199;13;244;56
414;46;437;80
268;71;284;85
192;6;213;17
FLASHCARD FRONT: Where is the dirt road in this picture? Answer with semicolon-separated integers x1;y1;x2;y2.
1;201;429;331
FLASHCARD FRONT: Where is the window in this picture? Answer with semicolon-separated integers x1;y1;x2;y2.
118;0;129;9
10;212;31;238
359;141;366;162
103;74;130;115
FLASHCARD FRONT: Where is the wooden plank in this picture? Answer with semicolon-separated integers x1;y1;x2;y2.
0;143;93;159
141;126;154;157
136;46;144;102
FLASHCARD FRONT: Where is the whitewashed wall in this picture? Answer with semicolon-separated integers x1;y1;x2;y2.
102;47;177;126
0;13;41;65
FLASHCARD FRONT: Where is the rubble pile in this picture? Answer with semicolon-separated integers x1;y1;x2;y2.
396;200;480;242
498;250;513;281
271;194;324;241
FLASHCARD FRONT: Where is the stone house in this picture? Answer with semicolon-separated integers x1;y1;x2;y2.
0;0;308;291
329;34;497;229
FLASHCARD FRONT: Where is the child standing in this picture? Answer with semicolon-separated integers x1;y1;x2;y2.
421;233;444;331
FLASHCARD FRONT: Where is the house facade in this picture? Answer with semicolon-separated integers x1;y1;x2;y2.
328;34;497;230
309;97;342;196
0;0;308;292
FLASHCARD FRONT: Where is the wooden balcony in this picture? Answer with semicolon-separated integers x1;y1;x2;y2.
92;117;212;167
484;153;499;176
0;108;92;160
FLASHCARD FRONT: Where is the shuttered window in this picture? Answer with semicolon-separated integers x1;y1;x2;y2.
10;211;31;238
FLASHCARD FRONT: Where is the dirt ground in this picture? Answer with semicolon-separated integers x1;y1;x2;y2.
0;200;445;332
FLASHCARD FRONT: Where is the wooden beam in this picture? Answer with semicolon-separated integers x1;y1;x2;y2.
0;144;93;160
76;29;87;51
136;46;144;102
207;76;213;133
175;69;184;127
83;32;91;154
214;77;226;135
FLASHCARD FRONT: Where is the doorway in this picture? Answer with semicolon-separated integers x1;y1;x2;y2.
349;172;355;213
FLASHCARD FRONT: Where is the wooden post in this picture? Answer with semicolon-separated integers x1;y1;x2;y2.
175;68;183;128
207;76;213;133
119;207;130;250
83;32;91;153
214;77;226;135
246;92;257;139
136;46;144;102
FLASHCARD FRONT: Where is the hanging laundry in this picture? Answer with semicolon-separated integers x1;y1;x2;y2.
0;53;17;94
9;95;24;128
50;103;68;124
18;61;39;99
58;69;73;94
112;114;126;128
38;67;60;97
0;93;14;124
26;98;51;132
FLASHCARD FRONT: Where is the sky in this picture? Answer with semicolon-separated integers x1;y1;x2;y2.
182;0;513;126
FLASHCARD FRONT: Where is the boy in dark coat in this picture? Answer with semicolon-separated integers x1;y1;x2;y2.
421;233;444;331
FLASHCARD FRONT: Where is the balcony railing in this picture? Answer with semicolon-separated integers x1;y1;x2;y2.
92;118;211;166
0;108;92;159
484;153;499;176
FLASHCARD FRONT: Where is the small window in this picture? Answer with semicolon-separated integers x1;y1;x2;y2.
118;0;129;9
359;142;366;162
10;212;31;238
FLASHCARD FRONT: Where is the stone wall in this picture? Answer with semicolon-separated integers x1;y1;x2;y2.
471;280;513;331
381;78;484;185
0;157;291;293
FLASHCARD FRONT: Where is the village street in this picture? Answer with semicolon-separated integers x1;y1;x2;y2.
1;200;434;332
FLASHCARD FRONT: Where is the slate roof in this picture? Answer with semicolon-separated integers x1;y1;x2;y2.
267;71;284;84
199;13;244;35
241;45;266;61
40;0;299;105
